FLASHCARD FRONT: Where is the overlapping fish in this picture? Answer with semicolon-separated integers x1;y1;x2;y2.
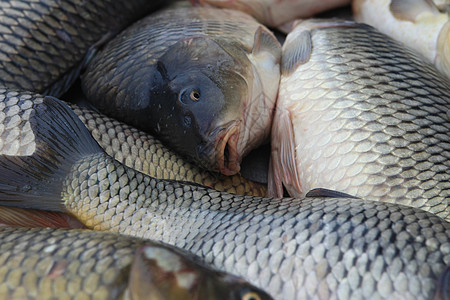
0;89;448;299
68;102;267;196
0;227;272;300
269;19;450;221
353;0;450;79
81;3;281;176
0;0;168;96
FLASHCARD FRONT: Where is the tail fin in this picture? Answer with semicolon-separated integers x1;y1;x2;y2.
0;92;103;211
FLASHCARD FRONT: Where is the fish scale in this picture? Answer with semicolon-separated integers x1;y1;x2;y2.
0;227;273;300
67;103;267;196
0;1;448;299
83;5;263;105
0;91;448;298
81;3;281;175
0;0;167;96
0;228;143;299
270;20;449;221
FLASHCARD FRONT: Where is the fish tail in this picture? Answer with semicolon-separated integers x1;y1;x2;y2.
0;93;103;212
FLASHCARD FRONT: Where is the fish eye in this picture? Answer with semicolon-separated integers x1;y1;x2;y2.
190;89;200;101
241;292;261;300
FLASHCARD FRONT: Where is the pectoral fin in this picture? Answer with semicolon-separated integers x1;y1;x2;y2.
268;108;302;197
281;30;312;76
252;26;282;61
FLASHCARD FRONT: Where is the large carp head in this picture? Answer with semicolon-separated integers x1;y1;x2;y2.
148;35;278;175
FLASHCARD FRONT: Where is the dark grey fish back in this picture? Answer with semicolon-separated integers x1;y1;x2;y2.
156;194;450;299
0;0;167;96
81;6;261;124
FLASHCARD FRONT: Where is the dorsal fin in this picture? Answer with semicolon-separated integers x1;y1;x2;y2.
281;29;312;76
252;26;282;60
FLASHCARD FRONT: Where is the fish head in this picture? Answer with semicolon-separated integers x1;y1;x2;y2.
149;36;256;175
128;244;273;300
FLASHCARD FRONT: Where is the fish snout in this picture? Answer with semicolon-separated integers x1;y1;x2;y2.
197;121;242;176
216;124;241;176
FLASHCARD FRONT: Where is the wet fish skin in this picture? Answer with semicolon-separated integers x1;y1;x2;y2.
81;4;281;176
0;0;167;96
0;227;273;300
67;102;267;197
191;0;351;28
269;19;450;221
0;91;448;299
353;0;450;79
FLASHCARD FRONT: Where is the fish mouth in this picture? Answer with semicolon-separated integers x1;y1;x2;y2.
216;122;241;176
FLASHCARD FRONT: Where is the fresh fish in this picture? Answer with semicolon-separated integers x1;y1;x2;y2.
190;0;351;28
353;0;450;79
269;19;450;221
0;0;168;96
0;90;448;299
81;3;281;176
67;102;267;196
0;227;272;300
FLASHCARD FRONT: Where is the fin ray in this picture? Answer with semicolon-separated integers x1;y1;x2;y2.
252;26;282;59
268;108;302;197
0;93;103;212
282;30;312;76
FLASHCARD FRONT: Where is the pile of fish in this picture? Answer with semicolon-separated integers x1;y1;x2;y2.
0;0;448;299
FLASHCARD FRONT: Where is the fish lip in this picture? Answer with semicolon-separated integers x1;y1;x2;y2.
215;121;241;176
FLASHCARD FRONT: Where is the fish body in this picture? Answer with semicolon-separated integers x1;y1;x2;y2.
0;90;448;299
68;102;267;196
269;19;450;221
0;227;272;300
81;4;281;176
353;0;450;79
0;0;167;96
191;0;351;28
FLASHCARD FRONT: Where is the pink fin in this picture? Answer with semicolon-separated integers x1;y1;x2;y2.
0;206;86;229
268;108;302;197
